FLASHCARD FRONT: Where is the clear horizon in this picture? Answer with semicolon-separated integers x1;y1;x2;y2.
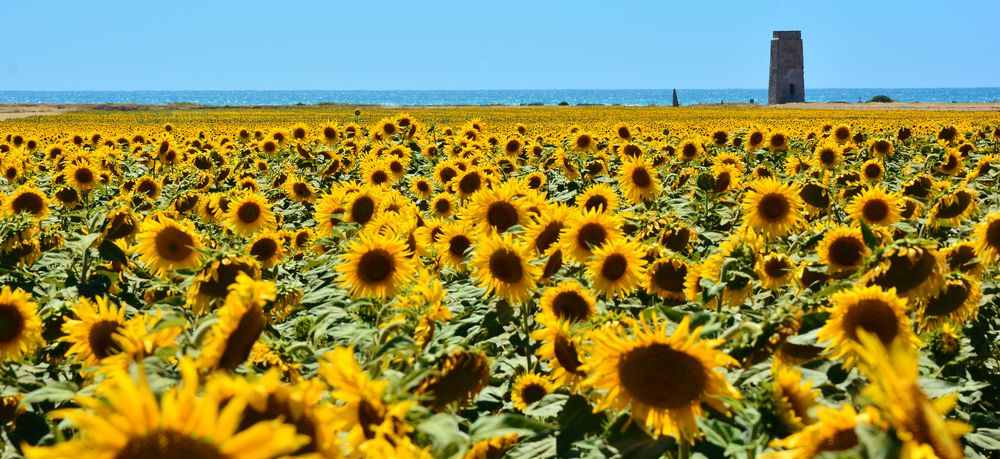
4;0;999;91
4;87;1000;92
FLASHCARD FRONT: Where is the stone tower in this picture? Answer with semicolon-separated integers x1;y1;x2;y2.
768;31;804;104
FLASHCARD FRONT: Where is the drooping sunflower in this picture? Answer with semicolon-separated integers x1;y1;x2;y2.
853;332;969;459
523;203;571;256
418;350;491;411
187;255;262;314
5;185;50;219
861;240;946;302
463;434;520;459
764;405;869;459
471;233;537;305
23;360;307;459
318;346;415;456
582;315;739;443
973;212;1000;263
741;178;805;239
539;280;595;323
644;256;691;302
816;226;868;274
769;364;819;433
561;208;623;262
847;185;902;227
134;216;203;276
916;274;981;330
337;231;415;299
0;286;43;362
247;231;285;269
943;240;983;278
284;176;316;203
531;316;587;389
929;187;978;227
511;372;556;411
618;155;662;205
587;238;645;298
817;284;921;368
226;192;275;235
198;274;274;372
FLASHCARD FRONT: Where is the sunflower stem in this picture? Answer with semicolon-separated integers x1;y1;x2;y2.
677;440;691;459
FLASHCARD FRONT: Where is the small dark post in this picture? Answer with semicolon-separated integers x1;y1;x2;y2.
672;89;679;107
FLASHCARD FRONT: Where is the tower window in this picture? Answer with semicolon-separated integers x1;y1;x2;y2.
789;84;795;96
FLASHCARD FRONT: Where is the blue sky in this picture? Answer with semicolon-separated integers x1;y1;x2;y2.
3;0;998;90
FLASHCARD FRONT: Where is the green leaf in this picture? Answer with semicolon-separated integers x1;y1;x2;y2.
23;382;79;404
860;221;880;251
524;393;569;418
967;428;1000;450
415;413;467;456
469;414;555;443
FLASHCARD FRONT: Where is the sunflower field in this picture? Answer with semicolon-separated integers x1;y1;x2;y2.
2;106;1000;459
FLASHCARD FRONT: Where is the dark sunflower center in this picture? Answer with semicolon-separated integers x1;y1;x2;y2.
771;134;786;147
660;228;691;252
417;181;430;192
935;191;971;219
292;182;311;198
553;335;585;375
487;202;519;233
985;220;1000;249
816;428;859;453
864;164;881;179
653;262;687;292
104;213;137;240
542;250;564;279
842;299;900;345
489;249;524;284
0;305;26;344
861;199;890;223
520;383;548;405
819;149;836;165
869;249;937;295
154;226;195;262
835;127;850;141
11;192;44;215
423;353;489;409
682;144;697;157
458;172;482;195
371;170;389;185
551;291;590;322
763;258;790;279
198;262;255;299
236;202;262;224
534;222;563;253
56;187;79;203
583;195;609;213
828;237;865;268
947;246;979;272
114;429;227;459
351;196;376;224
88;320;124;360
358;249;394;283
750;132;764;145
924;281;971;317
600;254;628;281
758;193;790;221
75;168;95;185
357;398;386;440
528;176;542;188
217;306;265;371
617;343;707;409
448;235;471;258
577;222;608;250
250;238;279;262
137;180;158;198
576;135;592;149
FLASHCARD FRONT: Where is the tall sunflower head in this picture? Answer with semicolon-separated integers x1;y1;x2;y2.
847;185;902;227
0;286;43;362
973;212;1000;263
5;185;50;219
816;226;868;275
645;256;691;302
741;178;805;239
581;315;739;443
134;216;203;277
917;274;981;330
511;372;556;412
561;208;623;263
465;183;528;235
618;155;662;205
539;280;595;323
337;231;415;299
817;284;921;368
471;232;537;305
586;238;646;298
226;192;275;236
199;274;275;372
531;317;587;389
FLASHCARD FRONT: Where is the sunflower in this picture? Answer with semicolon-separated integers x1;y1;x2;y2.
5;185;49;219
436;220;476;271
134;216;203;276
337;231;415;299
531;317;587;389
539;280;595;323
60;296;144;368
618;155;661;204
937;149;964;175
511;372;556;411
23;360;307;459
644;256;691;301
768;131;790;152
817;284;921;368
418;350;491;411
587;238;645;298
198;274;274;372
869;137;894;157
677;138;703;161
862;240;946;302
0;286;43;361
929;188;978;227
523;204;571;256
318;347;415;456
658;223;696;253
561;208;623;262
756;253;797;290
65;162;101;191
860;158;884;183
284;176;316;203
812;141;842;169
464;434;520;459
943;241;983;278
770;364;819;433
831;124;852;144
847;185;902;227
247;231;285;269
853;332;969;459
455;168;486;198
973;212;1000;263
575;183;618;215
764;405;868;459
582;315;739;442
471;233;537;305
917;274;981;330
226;192;275;235
816;226;868;274
746;129;766;150
741;178;805;239
465;183;528;234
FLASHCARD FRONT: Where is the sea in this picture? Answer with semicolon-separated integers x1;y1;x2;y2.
2;89;999;107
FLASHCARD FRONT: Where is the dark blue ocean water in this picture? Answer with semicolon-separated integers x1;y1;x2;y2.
2;89;999;106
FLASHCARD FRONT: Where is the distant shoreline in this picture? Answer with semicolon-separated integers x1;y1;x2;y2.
2;101;1000;121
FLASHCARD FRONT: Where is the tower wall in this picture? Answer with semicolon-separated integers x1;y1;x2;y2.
768;31;804;104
